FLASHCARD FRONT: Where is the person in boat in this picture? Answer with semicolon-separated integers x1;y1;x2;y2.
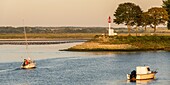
23;59;29;66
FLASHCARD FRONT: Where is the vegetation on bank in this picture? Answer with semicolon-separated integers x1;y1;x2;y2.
97;35;170;50
113;2;169;36
163;0;170;29
66;35;170;51
0;27;107;34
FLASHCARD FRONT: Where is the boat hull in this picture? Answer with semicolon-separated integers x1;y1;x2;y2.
21;63;36;69
127;73;156;80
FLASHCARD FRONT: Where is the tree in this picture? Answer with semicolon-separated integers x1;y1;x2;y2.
113;2;142;35
133;6;143;36
141;12;152;33
162;0;170;29
147;7;169;33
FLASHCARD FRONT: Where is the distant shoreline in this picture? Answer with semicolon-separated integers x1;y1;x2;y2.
0;38;89;41
0;33;98;40
0;39;87;45
0;33;170;40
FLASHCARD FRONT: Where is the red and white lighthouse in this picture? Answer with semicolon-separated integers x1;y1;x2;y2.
108;16;112;36
107;16;116;36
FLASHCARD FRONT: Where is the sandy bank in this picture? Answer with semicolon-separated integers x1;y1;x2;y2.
65;42;140;51
64;35;170;51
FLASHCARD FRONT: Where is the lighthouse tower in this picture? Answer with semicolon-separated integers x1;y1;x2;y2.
108;16;113;36
108;16;116;36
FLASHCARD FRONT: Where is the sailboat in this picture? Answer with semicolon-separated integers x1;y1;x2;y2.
21;21;36;69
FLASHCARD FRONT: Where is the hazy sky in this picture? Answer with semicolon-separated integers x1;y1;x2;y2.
0;0;163;27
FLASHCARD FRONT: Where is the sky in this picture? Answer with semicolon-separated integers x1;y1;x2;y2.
0;0;163;27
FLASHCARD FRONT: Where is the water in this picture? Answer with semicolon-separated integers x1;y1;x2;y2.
0;42;170;85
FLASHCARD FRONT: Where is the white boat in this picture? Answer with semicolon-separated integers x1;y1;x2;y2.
21;20;36;69
21;59;36;69
127;66;157;81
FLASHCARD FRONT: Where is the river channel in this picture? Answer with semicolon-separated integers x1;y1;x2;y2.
0;42;170;85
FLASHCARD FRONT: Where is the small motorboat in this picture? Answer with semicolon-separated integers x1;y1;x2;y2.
127;66;157;81
21;59;36;69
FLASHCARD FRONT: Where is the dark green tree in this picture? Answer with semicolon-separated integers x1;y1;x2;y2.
113;2;142;35
147;7;169;33
133;6;143;36
141;12;152;33
162;0;170;29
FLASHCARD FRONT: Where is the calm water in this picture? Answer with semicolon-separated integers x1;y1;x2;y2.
0;42;170;85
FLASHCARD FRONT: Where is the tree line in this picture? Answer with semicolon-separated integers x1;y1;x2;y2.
0;27;107;33
113;1;170;35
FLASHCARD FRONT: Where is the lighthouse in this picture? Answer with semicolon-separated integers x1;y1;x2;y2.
108;16;112;36
108;16;116;36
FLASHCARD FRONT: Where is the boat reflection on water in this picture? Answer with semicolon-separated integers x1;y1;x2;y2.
127;79;155;85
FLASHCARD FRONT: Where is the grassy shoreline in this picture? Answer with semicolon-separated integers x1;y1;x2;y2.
65;35;170;51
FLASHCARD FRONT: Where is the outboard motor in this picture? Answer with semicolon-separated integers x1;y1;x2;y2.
130;70;136;80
